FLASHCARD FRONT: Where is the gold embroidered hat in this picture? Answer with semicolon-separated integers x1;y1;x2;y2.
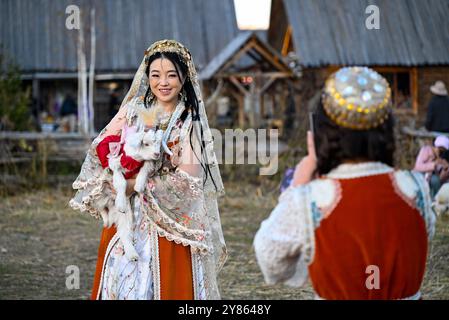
322;67;392;130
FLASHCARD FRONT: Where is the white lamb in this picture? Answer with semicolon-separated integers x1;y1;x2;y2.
103;127;164;261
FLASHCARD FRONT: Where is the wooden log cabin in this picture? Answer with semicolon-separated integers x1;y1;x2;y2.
268;0;449;125
0;0;240;132
199;32;295;132
0;0;243;171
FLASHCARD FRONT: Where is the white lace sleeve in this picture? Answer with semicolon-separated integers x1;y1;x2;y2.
253;185;315;287
394;170;437;240
69;103;132;219
409;171;437;240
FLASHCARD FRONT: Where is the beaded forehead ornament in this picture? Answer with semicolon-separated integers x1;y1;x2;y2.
144;39;195;80
322;67;392;130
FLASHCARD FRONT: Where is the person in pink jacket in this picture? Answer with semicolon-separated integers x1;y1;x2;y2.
414;135;449;197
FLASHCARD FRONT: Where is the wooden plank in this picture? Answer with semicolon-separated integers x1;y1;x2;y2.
251;41;290;73
229;76;249;95
281;0;449;67
1;0;240;72
281;25;292;56
0;132;96;140
402;126;449;138
218;72;291;79
261;77;277;94
411;67;418;115
218;41;256;76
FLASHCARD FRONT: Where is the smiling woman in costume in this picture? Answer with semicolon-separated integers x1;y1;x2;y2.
69;40;227;300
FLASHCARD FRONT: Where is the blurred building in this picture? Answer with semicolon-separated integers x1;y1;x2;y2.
268;0;449;121
0;0;240;131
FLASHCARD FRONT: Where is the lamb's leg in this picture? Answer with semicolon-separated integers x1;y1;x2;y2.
100;208;111;228
134;161;151;193
97;195;112;228
109;157;127;212
116;200;139;261
101;198;118;228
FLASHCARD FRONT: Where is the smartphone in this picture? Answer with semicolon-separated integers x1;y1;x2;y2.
308;112;316;136
308;111;319;158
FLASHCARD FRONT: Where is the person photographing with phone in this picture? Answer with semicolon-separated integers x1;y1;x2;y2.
278;114;317;193
254;67;437;300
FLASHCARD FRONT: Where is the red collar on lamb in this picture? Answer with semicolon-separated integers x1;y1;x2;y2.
96;134;143;179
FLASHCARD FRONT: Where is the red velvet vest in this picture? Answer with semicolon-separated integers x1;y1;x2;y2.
308;173;428;299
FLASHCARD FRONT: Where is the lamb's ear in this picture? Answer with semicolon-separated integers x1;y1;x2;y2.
128;131;145;149
120;124;137;144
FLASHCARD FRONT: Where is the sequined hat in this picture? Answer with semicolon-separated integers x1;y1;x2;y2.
322;67;392;130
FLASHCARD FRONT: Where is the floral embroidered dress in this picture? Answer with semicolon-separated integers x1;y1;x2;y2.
70;100;225;300
98;107;202;300
254;162;436;300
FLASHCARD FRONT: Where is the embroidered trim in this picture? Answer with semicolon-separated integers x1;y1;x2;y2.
326;162;394;179
175;167;202;185
191;248;198;300
180;114;192;142
69;199;101;219
390;171;417;210
151;226;161;300
323;180;341;218
409;171;436;239
154;224;210;254
311;202;323;228
303;186;316;265
145;195;209;239
307;179;342;228
69;169;112;219
96;233;120;300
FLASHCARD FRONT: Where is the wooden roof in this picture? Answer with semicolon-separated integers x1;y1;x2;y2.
0;0;239;73
199;31;292;80
270;0;449;67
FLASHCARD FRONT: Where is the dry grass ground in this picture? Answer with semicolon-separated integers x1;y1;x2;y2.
0;181;448;299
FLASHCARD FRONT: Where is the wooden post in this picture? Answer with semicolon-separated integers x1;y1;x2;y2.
411;67;418;115
77;9;88;137
244;92;253;128
88;8;96;134
238;95;245;128
253;72;263;128
32;77;41;126
229;88;245;129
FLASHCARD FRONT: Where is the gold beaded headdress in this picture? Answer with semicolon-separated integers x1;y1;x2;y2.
144;39;195;80
322;67;392;130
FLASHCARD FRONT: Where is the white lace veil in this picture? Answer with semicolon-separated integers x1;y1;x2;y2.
137;40;226;272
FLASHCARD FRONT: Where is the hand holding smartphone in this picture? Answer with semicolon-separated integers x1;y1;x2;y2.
309;112;316;137
308;112;318;159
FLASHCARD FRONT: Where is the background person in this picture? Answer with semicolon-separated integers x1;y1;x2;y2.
254;67;436;300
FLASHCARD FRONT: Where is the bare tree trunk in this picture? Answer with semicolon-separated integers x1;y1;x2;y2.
77;10;88;137
88;8;96;135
